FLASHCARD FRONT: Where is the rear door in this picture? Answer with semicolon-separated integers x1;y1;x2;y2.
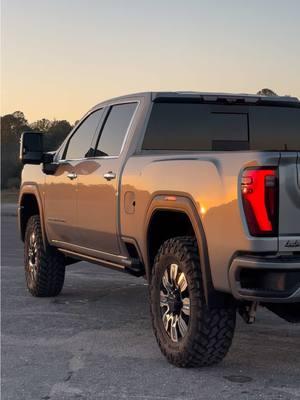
76;102;138;256
278;151;300;252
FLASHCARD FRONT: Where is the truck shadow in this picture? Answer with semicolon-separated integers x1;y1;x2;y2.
49;263;300;380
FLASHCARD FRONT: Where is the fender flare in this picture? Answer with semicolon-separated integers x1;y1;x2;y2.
19;183;48;248
144;194;219;305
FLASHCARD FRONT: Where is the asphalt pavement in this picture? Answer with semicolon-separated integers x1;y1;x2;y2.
1;204;300;400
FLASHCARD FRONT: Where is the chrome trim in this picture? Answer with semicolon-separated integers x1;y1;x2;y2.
59;248;126;271
51;239;127;259
47;217;66;223
116;100;140;157
58;156;118;163
67;172;77;180
103;171;116;181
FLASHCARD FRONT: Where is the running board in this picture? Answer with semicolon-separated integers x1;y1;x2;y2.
58;248;144;277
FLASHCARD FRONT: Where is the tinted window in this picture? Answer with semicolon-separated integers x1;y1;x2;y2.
142;103;249;151
250;107;300;150
143;102;300;151
96;103;137;156
65;109;104;159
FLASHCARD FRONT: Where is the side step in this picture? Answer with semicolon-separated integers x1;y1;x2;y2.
59;248;145;277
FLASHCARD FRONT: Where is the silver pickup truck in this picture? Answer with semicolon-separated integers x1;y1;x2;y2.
19;91;300;367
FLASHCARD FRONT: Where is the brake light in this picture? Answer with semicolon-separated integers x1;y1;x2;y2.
241;168;278;236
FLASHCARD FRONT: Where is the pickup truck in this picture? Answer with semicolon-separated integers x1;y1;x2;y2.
19;91;300;367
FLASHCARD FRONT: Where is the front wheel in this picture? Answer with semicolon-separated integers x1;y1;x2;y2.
24;215;65;297
150;236;236;367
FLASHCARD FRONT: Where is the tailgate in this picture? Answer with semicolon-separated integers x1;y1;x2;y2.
278;152;300;251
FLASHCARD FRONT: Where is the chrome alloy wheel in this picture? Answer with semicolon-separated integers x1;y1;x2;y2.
27;232;38;282
159;263;190;342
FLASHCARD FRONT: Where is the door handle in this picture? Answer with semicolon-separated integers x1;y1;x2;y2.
103;171;116;181
67;172;77;180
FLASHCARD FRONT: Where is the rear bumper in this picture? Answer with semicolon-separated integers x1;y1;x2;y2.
229;256;300;303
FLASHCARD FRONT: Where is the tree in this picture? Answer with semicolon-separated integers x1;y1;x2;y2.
1;111;31;143
30;118;52;133
1;112;32;188
257;88;278;96
1;111;73;188
44;120;72;151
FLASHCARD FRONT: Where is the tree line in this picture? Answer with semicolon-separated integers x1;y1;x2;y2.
1;111;73;189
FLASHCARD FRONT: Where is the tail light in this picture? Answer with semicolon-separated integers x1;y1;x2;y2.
241;168;278;236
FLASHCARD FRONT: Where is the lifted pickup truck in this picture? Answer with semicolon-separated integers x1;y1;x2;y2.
19;92;300;367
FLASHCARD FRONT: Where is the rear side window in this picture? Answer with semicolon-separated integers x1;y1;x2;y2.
142;103;249;151
95;102;137;156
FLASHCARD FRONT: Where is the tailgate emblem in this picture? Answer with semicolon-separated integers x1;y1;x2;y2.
284;240;300;248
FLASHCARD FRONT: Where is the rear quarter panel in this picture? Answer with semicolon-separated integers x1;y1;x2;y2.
120;152;280;292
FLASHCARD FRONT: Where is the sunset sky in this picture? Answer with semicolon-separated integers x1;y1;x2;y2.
2;0;300;123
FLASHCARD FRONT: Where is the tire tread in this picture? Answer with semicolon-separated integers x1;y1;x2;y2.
150;236;236;367
24;215;65;297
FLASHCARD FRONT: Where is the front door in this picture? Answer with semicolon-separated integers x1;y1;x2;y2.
76;102;138;256
44;108;105;247
44;161;79;245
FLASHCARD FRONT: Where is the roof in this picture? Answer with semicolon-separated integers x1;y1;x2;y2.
92;91;300;110
152;91;300;105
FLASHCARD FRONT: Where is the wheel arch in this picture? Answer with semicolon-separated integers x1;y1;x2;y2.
144;194;223;306
19;185;47;248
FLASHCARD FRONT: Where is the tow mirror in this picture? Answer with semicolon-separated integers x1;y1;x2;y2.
20;131;43;165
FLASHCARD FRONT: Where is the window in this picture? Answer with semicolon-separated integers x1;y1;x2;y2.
64;109;104;160
142;102;300;152
142;103;249;151
95;103;137;157
249;107;300;151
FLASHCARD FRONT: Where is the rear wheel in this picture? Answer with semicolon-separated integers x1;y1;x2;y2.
150;236;236;367
24;215;65;297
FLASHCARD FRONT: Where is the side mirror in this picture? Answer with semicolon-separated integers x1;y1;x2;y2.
20;131;44;165
42;153;59;175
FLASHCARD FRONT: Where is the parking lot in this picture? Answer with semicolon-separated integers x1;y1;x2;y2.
1;205;300;400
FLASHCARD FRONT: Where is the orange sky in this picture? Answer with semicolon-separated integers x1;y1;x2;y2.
2;0;300;123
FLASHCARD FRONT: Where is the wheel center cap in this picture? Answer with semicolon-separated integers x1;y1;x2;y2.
167;293;182;315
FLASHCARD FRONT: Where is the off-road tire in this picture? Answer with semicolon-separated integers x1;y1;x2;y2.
150;236;236;367
24;215;65;297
